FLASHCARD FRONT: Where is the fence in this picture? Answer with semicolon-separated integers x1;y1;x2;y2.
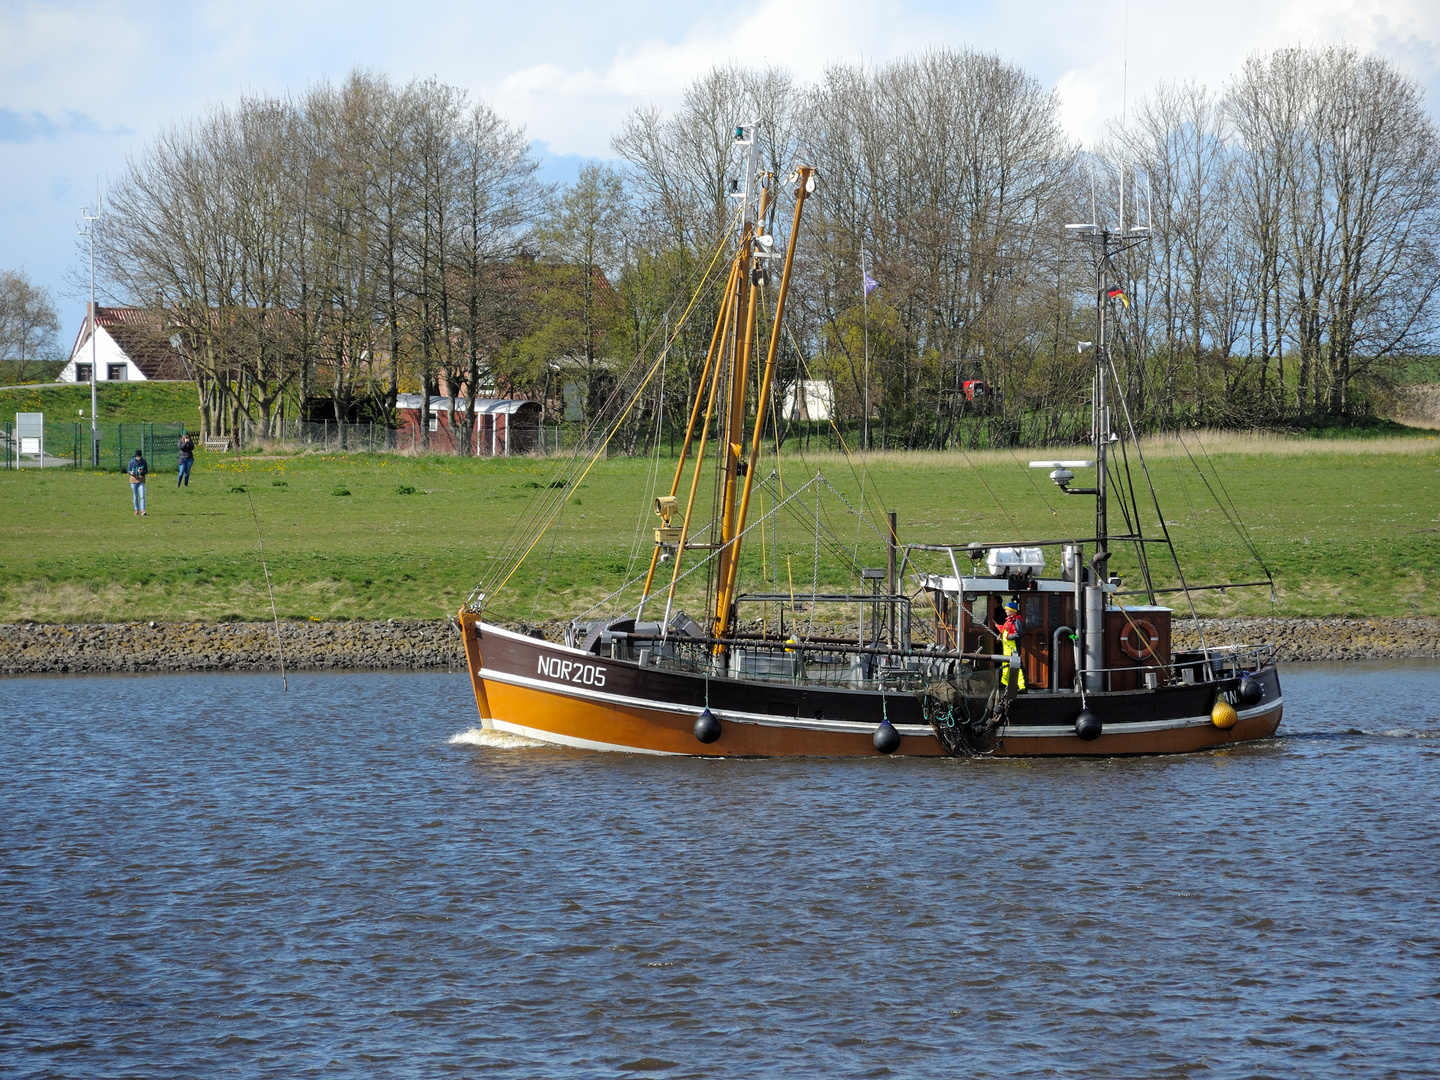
2;420;186;471
235;418;398;453
233;418;588;456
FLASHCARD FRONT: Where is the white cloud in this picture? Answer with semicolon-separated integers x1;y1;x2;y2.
1046;0;1440;143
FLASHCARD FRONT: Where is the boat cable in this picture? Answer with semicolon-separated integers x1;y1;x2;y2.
237;449;287;692
784;317;888;539
479;272;717;605
473;209;741;608
781;314;943;611
1178;428;1275;591
472;203;742;601
1102;307;1162;599
1009;444;1061;517
623;341;670;584
811;482;820;638
803;299;1020;536
635;471;874;631
1102;346;1205;641
570;474;821;628
528;504;566;624
1106;438;1155;598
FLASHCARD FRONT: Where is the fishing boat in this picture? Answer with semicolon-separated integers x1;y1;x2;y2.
458;126;1282;756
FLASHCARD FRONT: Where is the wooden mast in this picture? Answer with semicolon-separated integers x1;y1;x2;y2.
711;181;767;637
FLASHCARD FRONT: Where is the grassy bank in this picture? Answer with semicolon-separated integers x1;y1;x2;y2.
0;381;201;427
1;432;1436;623
0;360;67;385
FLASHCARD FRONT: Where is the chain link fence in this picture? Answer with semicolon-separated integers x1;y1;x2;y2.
235;418;398;454
232;418;599;456
2;420;187;471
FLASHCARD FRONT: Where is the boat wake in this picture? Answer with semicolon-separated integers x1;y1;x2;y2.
1355;726;1440;739
447;726;549;750
1288;726;1440;741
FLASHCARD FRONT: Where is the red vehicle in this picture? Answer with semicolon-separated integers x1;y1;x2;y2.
962;379;990;402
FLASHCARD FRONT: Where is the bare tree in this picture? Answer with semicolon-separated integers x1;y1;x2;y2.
1112;82;1254;425
800;49;1080;447
448;101;544;453
0;270;61;382
1228;46;1440;419
535;164;628;422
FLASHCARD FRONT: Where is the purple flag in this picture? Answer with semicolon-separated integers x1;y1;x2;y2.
863;270;879;296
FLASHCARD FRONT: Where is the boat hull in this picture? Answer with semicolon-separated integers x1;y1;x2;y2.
460;615;1283;757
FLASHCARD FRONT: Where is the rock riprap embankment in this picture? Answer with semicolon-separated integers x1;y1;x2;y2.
1;617;1436;676
1168;618;1439;662
0;620;465;675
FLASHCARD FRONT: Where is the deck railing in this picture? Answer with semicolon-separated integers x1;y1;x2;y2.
583;628;1275;696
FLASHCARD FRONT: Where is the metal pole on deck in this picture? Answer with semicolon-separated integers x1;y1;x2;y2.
886;511;898;646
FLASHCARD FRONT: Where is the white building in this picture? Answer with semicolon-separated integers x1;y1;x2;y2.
59;305;190;383
782;379;834;421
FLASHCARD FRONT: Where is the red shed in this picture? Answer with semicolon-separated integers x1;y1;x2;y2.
395;395;542;455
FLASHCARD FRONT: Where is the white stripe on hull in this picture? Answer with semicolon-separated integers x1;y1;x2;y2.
487;717;687;755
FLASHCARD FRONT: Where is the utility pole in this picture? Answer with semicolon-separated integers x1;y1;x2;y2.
80;183;102;467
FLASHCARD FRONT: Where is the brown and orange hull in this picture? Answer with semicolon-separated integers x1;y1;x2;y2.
460;615;1283;758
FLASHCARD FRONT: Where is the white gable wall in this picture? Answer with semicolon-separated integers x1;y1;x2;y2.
782;379;834;421
59;325;148;382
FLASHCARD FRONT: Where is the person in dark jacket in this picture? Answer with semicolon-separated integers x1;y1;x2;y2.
177;433;195;487
128;450;148;516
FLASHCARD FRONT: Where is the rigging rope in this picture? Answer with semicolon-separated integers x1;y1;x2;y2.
471;207;742;609
238;451;287;692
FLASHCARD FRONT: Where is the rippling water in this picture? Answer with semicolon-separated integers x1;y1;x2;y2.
2;661;1438;1078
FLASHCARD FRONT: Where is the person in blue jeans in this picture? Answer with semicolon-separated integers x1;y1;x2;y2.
177;433;195;487
128;449;148;515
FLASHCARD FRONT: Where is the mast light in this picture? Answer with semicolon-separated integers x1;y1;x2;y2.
1030;460;1094;491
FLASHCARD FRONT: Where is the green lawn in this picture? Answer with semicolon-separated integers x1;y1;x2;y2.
2;433;1436;624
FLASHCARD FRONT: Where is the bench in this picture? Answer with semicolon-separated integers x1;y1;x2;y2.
203;437;231;453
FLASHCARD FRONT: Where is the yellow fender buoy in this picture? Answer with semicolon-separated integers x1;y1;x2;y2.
1211;700;1239;730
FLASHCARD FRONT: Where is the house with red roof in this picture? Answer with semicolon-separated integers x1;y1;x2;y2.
59;305;191;383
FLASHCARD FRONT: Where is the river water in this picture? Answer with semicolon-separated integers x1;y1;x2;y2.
2;661;1438;1078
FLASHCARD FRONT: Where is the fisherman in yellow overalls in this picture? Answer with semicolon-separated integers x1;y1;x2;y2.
997;597;1026;693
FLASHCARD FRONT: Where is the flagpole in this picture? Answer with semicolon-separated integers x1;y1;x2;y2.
861;247;870;452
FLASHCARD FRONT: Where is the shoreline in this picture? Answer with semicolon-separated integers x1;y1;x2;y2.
2;616;1438;675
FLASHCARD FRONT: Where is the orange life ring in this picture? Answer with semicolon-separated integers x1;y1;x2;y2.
1120;618;1160;661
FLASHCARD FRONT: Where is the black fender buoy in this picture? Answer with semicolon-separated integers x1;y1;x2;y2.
1236;675;1264;707
873;719;902;754
693;708;721;744
1075;708;1102;741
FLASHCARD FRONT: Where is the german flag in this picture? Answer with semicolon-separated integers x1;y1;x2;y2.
1106;285;1130;309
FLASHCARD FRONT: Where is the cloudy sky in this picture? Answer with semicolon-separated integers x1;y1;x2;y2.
3;0;1438;346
